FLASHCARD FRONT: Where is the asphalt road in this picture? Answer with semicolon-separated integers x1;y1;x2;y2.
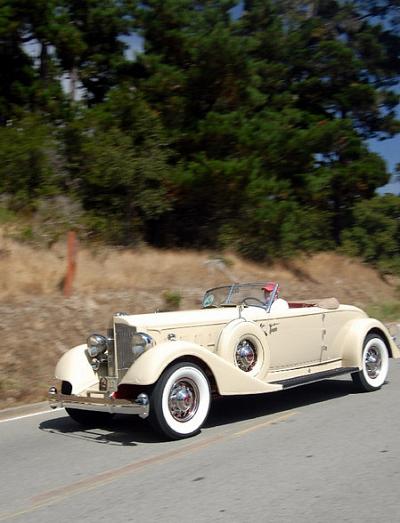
1;361;400;523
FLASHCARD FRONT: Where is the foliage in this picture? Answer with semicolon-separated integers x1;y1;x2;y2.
162;290;182;311
0;116;60;210
62;86;174;244
341;195;400;274
365;301;400;323
0;0;399;271
30;196;85;246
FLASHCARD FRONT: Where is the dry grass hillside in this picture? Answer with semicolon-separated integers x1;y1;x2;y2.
1;230;399;410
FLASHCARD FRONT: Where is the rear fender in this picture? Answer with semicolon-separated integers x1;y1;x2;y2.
340;319;400;368
120;340;281;395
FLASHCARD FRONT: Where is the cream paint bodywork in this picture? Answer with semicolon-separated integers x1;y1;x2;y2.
121;341;282;395
55;344;98;395
54;303;400;396
266;310;324;369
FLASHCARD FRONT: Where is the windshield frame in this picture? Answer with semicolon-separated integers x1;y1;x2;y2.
202;282;279;311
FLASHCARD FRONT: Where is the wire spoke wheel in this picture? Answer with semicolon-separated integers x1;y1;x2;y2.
365;346;382;379
168;378;199;422
352;334;389;392
149;363;211;440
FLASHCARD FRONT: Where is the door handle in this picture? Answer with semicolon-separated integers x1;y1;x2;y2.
269;322;279;334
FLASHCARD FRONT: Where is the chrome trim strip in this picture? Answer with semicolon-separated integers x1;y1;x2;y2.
48;392;149;419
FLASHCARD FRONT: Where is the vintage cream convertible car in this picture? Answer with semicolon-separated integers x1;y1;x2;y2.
49;282;399;439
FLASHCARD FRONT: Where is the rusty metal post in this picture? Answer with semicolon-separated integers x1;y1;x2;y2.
64;231;77;297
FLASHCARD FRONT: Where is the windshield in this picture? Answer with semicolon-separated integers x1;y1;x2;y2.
202;282;278;309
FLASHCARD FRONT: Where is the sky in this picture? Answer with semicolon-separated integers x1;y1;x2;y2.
370;134;400;194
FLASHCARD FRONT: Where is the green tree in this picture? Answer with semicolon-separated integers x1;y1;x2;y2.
55;0;130;103
273;0;400;137
131;1;266;245
11;0;67;116
234;0;398;250
341;194;400;273
0;2;36;123
133;1;247;141
62;86;174;243
0;115;60;209
0;1;399;264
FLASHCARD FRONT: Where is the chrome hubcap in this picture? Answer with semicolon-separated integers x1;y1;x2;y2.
365;346;382;379
235;339;257;372
168;379;199;422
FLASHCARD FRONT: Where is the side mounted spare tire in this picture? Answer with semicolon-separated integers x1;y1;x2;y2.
217;319;269;378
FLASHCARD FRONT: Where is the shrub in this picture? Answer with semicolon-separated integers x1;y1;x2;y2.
340;195;400;274
162;290;182;311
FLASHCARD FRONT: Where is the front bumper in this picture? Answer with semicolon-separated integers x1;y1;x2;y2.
48;388;149;419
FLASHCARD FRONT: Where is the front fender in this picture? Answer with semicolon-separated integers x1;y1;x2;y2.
54;344;98;394
340;319;400;368
120;340;281;395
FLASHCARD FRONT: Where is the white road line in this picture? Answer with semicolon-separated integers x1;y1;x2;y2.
0;408;61;424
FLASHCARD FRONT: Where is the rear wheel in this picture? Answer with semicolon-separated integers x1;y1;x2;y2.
149;362;211;440
352;334;389;392
65;408;114;427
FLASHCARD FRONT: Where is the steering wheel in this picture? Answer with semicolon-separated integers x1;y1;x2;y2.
241;297;266;308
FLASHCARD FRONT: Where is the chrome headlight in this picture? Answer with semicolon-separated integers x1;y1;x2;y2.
86;334;109;358
132;332;155;359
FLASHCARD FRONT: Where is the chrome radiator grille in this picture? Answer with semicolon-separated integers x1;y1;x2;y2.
114;323;137;375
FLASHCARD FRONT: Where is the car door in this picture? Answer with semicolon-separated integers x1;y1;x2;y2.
260;308;324;370
321;307;363;363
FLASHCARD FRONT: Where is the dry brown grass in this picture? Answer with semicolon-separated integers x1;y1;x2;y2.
1;231;399;409
1;234;397;304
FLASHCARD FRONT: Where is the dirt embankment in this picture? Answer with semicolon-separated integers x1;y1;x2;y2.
0;233;399;409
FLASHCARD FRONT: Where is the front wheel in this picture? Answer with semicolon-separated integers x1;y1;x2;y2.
351;334;389;392
149;362;211;440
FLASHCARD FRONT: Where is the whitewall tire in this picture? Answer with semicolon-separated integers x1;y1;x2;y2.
352;334;389;392
149;362;211;440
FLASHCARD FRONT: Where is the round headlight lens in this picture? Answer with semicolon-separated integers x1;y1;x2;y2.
87;334;108;358
131;332;155;359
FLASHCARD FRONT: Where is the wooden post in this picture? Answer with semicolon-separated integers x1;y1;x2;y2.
64;231;77;297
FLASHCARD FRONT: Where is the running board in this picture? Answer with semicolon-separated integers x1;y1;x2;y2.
271;367;359;390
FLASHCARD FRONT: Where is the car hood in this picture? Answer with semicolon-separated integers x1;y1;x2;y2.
115;307;263;332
